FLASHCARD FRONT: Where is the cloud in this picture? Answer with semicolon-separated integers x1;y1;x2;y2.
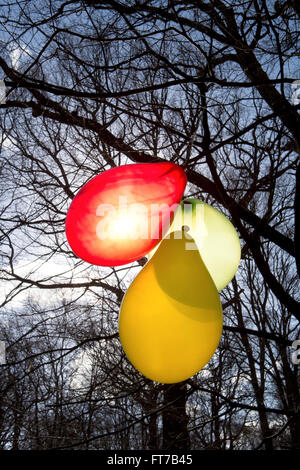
9;45;30;71
1;134;17;150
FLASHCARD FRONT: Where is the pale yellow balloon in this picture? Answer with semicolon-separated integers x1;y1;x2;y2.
119;230;223;384
148;199;241;291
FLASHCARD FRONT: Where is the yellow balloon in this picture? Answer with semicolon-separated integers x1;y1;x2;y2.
119;230;223;383
148;199;241;291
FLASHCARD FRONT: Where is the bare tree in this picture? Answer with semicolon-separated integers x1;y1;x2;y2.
0;0;299;450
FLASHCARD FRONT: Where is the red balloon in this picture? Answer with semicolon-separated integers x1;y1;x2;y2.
65;162;187;266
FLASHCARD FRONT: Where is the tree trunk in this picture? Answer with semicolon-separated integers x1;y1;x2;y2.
280;346;300;449
162;382;190;451
148;413;158;450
